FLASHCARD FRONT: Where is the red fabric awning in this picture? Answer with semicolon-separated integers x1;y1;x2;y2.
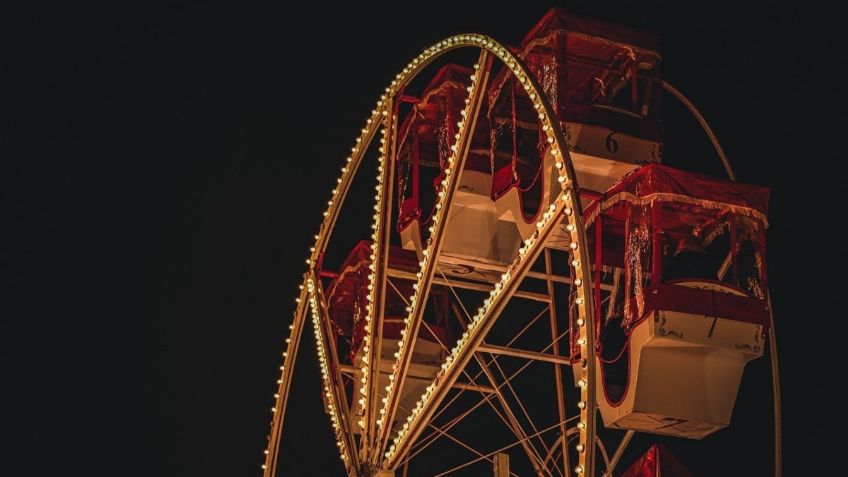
621;444;693;477
488;7;663;140
604;163;769;215
586;163;771;230
521;8;660;52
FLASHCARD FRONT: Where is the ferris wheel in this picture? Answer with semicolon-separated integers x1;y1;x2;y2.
260;9;781;477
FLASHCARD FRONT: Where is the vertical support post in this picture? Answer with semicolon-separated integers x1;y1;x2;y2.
494;453;510;477
594;215;603;337
651;205;661;289
544;248;571;477
622;204;632;324
729;219;739;286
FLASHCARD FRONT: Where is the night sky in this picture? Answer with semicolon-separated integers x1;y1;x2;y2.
4;2;839;476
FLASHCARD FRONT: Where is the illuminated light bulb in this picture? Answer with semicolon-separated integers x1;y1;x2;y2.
576;443;585;452
271;407;277;413
574;465;584;474
274;393;280;398
577;421;586;429
305;258;311;265
551;148;559;156
572;259;580;267
577;338;586;346
277;379;282;384
566;224;575;232
557;175;566;183
262;464;267;469
574;278;582;287
570;242;579;250
575;297;584;305
564;207;573;215
577;401;586;409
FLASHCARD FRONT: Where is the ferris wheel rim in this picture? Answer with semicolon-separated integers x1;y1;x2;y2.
262;31;782;477
262;33;597;476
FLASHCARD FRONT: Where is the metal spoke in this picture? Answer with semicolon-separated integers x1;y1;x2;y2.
432;418;575;477
438;266;550;474
402;326;572;467
489;356;553;475
408;283;565;456
602;430;634;477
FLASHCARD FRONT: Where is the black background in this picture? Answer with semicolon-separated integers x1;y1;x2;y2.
3;1;839;476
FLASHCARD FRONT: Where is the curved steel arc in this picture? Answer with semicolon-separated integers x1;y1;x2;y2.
660;80;782;477
262;280;310;476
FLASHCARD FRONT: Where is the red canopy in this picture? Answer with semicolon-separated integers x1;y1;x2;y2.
522;8;659;51
581;164;772;330
397;63;493;230
621;445;693;477
488;7;662;140
586;163;771;230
